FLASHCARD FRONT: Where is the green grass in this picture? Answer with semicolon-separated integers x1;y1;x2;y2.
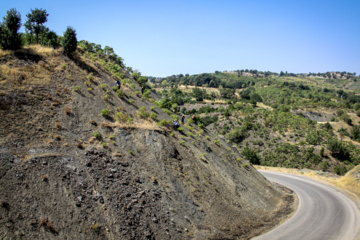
94;131;102;139
102;94;110;100
150;112;157;120
138;106;149;119
115;112;128;123
100;109;111;117
116;89;125;98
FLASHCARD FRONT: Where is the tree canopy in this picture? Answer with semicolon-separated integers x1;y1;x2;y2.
0;8;22;50
25;8;49;44
63;26;77;55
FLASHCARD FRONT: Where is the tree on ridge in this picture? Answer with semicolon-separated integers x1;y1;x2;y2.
25;8;49;44
63;26;77;55
0;8;22;50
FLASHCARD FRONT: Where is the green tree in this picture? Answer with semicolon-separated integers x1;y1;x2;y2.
320;147;325;157
132;71;141;81
334;164;347;175
220;88;235;99
63;26;77;55
171;103;178;112
138;76;148;85
104;45;114;56
94;44;102;52
224;108;231;118
158;98;171;108
44;30;59;48
192;87;205;101
350;125;360;141
306;131;321;145
327;138;350;161
241;147;260;165
323;122;333;131
228;126;248;144
0;8;22;50
250;92;262;105
25;8;49;44
340;113;352;125
336;109;344;116
240;88;251;100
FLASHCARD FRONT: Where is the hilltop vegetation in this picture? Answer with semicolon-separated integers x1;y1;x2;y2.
153;70;360;175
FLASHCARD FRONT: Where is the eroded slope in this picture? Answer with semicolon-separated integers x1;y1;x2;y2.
0;47;295;239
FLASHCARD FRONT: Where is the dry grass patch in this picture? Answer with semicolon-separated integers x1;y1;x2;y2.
0;64;21;76
89;137;97;144
22;153;60;163
0;49;13;57
19;45;60;57
255;165;360;204
0;45;60;58
349;112;360;124
101;120;161;130
257;102;274;111
112;152;122;157
0;45;68;87
0;63;52;87
178;84;218;91
203;99;227;104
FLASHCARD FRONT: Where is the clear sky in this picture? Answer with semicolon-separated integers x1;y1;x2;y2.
1;0;360;77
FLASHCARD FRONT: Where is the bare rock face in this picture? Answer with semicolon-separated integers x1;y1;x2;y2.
0;49;295;239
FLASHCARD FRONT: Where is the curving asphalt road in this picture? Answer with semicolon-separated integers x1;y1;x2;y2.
253;171;360;240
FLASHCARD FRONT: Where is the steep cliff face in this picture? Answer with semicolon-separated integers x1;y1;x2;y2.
0;47;295;239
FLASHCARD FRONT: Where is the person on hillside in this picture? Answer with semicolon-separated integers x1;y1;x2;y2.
174;120;180;129
192;114;198;125
141;85;146;94
115;80;121;89
181;114;185;125
192;114;197;125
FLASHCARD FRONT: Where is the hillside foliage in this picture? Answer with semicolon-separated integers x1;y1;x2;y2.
153;69;360;175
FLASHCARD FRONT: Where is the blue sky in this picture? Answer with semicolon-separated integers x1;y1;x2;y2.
1;0;360;77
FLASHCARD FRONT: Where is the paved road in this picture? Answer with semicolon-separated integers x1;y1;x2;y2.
253;171;360;240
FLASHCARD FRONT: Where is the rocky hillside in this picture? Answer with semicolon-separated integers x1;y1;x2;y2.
0;46;295;239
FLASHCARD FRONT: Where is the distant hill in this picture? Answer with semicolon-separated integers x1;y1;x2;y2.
152;70;360;176
152;70;360;91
